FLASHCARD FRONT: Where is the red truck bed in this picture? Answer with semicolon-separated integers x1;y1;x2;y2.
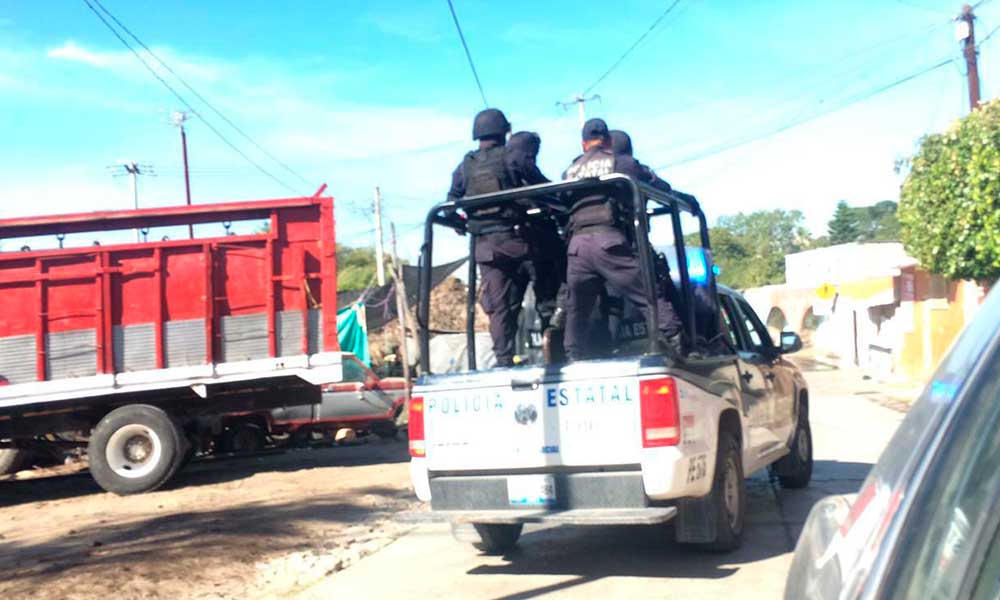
0;195;338;392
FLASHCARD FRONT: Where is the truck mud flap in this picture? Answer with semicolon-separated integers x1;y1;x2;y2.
674;496;718;543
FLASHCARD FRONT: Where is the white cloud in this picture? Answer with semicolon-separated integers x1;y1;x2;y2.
48;40;120;68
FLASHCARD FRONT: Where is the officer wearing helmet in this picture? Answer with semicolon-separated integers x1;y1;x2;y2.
561;118;683;361
446;109;554;367
611;129;700;211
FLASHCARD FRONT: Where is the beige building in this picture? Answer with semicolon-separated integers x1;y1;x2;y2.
743;243;984;381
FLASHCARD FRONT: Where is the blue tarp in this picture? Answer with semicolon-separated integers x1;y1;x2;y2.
337;303;370;366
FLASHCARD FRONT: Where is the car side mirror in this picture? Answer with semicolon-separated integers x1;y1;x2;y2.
780;332;803;354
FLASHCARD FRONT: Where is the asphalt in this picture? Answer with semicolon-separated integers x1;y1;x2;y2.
299;366;907;599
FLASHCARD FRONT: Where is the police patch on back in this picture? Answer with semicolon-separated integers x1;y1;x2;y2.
563;151;615;180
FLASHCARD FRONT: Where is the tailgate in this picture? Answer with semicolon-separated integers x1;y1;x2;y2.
419;361;649;472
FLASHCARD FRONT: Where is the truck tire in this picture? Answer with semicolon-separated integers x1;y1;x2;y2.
0;448;29;475
701;431;745;552
772;404;813;489
471;523;523;555
88;404;184;495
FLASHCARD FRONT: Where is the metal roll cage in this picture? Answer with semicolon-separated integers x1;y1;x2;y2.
417;174;716;373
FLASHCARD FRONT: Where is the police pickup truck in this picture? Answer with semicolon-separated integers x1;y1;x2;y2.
410;175;812;553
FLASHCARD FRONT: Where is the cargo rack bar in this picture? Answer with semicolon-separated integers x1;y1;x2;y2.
417;174;714;373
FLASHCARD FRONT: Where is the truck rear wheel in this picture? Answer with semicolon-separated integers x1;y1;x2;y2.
700;431;745;552
0;448;29;475
88;404;184;495
471;523;523;555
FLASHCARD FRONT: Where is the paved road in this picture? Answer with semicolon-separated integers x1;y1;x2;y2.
300;367;907;599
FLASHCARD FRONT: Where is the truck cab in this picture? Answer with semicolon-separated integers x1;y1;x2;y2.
409;176;811;553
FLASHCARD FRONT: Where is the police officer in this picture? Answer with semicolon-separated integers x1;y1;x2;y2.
445;109;553;367
506;131;565;337
611;129;701;211
561;118;683;361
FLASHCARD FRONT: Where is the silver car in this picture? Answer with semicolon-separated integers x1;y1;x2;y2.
785;284;1000;599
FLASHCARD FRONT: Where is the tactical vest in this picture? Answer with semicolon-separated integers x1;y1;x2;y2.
563;149;621;233
462;146;523;234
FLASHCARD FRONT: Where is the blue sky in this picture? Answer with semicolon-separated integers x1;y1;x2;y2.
0;0;996;261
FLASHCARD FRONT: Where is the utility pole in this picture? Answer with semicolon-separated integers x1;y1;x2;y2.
557;93;602;127
958;4;982;111
171;111;194;238
389;223;413;404
373;185;386;286
124;161;142;242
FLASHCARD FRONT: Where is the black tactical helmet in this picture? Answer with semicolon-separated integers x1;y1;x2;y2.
610;130;633;156
472;108;511;140
509;131;541;156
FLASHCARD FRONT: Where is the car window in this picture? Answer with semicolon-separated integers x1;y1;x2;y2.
732;297;773;352
718;295;742;350
886;342;1000;599
342;358;370;384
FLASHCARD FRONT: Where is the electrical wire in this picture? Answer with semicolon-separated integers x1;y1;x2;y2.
81;0;305;196
583;0;684;95
656;56;957;169
445;0;489;107
90;0;315;190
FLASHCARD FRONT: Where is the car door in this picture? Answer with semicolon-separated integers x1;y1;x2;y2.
731;295;797;444
719;294;776;465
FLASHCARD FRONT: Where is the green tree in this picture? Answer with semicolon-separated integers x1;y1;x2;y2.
857;200;901;242
336;245;384;291
899;98;1000;282
707;209;813;289
827;200;861;244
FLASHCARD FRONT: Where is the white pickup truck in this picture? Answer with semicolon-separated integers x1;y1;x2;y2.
410;176;812;553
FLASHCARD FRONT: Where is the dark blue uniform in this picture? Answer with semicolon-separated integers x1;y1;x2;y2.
561;147;682;360
447;134;560;366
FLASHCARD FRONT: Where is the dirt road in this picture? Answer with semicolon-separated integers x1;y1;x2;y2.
0;440;415;599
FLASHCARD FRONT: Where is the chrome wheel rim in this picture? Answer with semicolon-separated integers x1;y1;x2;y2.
105;424;162;479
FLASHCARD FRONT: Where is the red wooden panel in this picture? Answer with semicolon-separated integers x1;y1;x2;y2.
162;248;208;321
0;195;338;378
215;242;268;316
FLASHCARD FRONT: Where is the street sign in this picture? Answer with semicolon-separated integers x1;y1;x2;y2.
816;283;837;300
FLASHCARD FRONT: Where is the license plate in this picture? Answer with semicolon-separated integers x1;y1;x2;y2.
507;474;556;506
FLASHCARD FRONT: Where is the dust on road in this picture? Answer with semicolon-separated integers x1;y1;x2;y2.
0;439;415;600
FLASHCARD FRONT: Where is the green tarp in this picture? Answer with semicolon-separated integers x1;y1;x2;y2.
336;303;370;366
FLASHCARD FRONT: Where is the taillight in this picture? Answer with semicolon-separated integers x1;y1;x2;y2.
640;377;680;447
408;396;425;457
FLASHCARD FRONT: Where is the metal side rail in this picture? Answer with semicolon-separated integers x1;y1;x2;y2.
0;351;344;410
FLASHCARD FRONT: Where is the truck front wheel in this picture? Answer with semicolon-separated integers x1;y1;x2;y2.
88;404;184;495
771;403;813;489
471;523;523;555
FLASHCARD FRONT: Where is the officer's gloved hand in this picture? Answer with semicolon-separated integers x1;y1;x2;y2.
439;211;467;235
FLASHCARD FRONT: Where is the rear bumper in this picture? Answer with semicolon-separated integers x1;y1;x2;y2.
422;507;677;526
429;471;649;511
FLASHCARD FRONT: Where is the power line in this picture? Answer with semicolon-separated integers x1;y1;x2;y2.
656;56;957;169
445;0;489;107
583;0;684;95
90;0;314;190
81;0;305;196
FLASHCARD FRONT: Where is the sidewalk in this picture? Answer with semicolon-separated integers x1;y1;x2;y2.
790;349;927;413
